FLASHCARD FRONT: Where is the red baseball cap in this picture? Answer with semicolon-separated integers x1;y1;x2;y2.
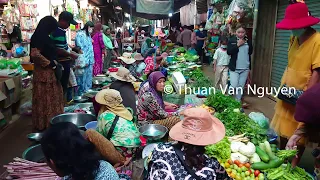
276;3;320;30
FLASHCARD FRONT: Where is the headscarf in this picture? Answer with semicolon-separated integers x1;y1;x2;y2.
141;37;152;56
147;71;166;109
91;23;102;37
82;21;94;36
102;25;111;38
30;16;58;65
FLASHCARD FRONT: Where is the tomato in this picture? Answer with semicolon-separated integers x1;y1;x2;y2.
230;173;236;178
245;171;250;176
245;163;251;168
254;170;260;177
234;160;241;166
228;159;233;165
226;168;232;173
255;177;259;180
238;163;244;168
248;169;252;174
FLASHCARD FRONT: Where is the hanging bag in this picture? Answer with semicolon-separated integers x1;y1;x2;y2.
277;37;305;105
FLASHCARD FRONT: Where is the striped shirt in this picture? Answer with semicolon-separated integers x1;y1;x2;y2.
51;27;68;50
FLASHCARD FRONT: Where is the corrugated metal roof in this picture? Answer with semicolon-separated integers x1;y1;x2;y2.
196;0;208;14
118;0;192;20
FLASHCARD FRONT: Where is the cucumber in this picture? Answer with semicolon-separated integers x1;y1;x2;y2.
256;146;270;163
251;158;284;170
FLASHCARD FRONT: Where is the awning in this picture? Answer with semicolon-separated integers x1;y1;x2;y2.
118;0;192;20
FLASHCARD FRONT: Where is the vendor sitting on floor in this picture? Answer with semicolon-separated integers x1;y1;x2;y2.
41;122;119;180
137;71;180;130
147;107;231;180
109;67;137;115
128;53;146;79
95;89;141;158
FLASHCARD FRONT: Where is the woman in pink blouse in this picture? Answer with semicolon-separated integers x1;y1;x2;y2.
91;23;105;76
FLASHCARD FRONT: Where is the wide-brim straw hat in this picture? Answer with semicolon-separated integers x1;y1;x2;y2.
276;3;320;30
134;53;144;61
169;107;225;146
109;67;136;82
118;52;136;64
95;89;133;120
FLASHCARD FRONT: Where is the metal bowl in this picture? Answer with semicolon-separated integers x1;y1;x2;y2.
23;130;86;163
51;113;96;128
83;90;99;98
22;144;45;163
73;96;89;103
139;124;168;141
76;102;93;109
27;133;43;142
93;77;112;83
92;80;104;85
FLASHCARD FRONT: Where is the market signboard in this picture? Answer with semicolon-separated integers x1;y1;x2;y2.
136;0;174;15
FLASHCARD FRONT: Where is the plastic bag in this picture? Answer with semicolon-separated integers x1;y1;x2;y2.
249;112;269;129
20;101;32;116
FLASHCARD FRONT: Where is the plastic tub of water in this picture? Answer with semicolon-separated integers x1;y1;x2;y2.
85;121;98;130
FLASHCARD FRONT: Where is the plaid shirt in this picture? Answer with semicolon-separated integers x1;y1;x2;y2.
127;64;138;78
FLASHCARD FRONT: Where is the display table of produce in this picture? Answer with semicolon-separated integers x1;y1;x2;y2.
163;64;314;180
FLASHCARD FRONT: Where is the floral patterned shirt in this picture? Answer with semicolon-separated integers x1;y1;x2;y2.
97;111;141;148
75;30;94;65
137;82;177;124
144;56;160;75
147;143;231;180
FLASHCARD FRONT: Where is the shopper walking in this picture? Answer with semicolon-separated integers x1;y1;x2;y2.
227;24;253;103
51;11;79;95
213;37;230;91
91;23;105;76
180;25;192;50
30;16;64;131
75;21;94;91
271;2;320;167
196;24;207;63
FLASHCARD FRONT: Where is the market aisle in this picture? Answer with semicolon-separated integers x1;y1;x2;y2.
0;115;32;174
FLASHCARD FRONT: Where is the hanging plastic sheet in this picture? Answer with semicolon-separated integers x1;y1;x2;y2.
136;0;174;15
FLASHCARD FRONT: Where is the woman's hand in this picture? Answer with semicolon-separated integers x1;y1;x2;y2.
166;103;179;109
286;134;302;150
237;39;245;47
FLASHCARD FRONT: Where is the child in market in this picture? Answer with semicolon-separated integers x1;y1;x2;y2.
72;47;87;96
213;37;230;91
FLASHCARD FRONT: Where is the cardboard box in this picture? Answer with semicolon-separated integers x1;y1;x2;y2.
0;75;22;108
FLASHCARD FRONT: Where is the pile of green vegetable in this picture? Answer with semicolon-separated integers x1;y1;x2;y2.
205;92;241;113
276;149;298;160
183;51;199;62
205;137;231;162
189;68;204;79
172;47;186;53
215;109;267;143
191;76;213;90
264;163;312;180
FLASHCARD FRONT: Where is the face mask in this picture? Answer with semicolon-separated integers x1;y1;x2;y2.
199;28;204;31
291;29;305;37
221;45;227;49
88;28;93;34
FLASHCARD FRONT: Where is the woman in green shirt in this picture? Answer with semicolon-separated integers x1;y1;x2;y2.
102;25;116;71
95;89;141;158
